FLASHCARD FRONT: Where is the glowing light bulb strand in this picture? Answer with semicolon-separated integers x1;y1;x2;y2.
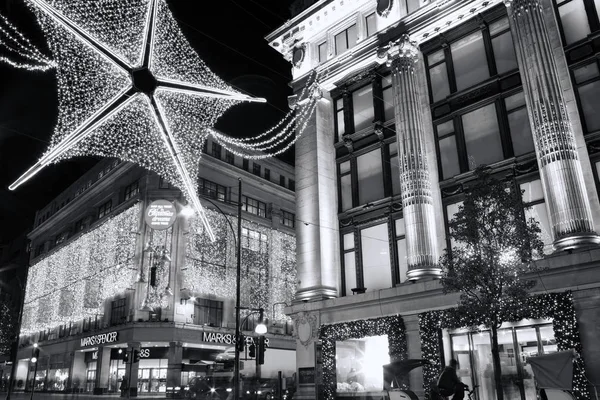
0;11;56;70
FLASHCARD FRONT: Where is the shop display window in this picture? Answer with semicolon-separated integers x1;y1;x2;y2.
85;361;97;392
335;335;390;393
107;359;126;393
137;358;168;393
47;368;69;391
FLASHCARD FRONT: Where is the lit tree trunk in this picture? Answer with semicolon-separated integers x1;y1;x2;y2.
490;323;504;400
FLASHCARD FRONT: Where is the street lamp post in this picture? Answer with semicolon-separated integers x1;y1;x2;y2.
233;178;243;400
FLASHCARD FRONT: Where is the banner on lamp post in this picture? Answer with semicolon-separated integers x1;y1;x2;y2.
145;200;177;230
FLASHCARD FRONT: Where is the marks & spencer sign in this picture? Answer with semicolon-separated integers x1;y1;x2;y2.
145;200;176;230
81;331;118;347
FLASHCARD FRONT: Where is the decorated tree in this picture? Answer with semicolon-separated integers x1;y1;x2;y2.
440;167;544;400
0;300;17;356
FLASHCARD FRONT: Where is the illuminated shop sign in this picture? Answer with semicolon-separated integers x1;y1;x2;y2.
144;200;177;230
81;331;118;347
202;332;269;347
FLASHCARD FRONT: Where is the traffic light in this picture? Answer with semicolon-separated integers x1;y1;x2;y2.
121;349;129;363
236;334;245;353
258;337;266;365
248;342;256;358
133;349;141;363
31;344;39;363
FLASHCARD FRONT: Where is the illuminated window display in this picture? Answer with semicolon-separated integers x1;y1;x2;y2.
47;368;69;391
335;335;390;392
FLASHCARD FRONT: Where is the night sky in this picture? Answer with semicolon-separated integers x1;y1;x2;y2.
0;0;293;243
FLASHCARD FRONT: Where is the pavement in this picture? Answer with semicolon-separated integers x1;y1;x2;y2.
5;393;170;400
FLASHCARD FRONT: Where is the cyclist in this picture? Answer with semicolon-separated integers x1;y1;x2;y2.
437;359;467;400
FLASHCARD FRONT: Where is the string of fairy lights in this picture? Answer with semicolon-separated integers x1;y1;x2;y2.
0;10;56;71
21;204;140;335
184;208;296;319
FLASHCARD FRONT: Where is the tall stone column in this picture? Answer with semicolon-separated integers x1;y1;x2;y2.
381;34;440;280
506;0;600;250
294;92;340;301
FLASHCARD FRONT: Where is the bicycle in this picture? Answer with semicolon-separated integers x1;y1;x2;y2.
464;385;479;400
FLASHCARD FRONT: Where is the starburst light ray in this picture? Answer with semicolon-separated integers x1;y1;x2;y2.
9;0;265;241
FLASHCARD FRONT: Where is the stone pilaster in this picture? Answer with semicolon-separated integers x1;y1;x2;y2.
166;341;183;389
506;0;600;250
380;34;441;280
294;92;340;301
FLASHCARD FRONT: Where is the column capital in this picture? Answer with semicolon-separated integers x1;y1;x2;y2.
377;34;420;72
503;0;543;13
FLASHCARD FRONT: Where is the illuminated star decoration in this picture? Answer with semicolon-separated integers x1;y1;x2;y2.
9;0;266;241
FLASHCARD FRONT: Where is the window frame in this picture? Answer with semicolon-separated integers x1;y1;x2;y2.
241;195;267;218
552;0;600;46
281;210;295;228
199;178;227;202
124;180;139;201
570;60;600;135
98;200;112;219
334;23;358;55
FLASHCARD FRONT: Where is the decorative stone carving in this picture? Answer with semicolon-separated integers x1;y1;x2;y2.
376;0;394;17
292;312;318;347
292;44;306;68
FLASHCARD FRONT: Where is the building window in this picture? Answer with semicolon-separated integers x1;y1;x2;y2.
462;103;503;169
241;196;267;218
382;75;394;121
352;84;375;132
124;180;139;201
253;163;262;177
490;17;518;75
427;49;451;102
451;31;490;92
279;175;286;187
366;12;376;37
505;91;534;155
98;200;112;219
361;223;393;291
318;41;328;63
264;168;270;181
34;244;44;258
289;179;295;191
225;150;235;165
194;299;223;327
339;160;353;211
435;92;534;180
425;16;519;100
243;159;249;171
335;97;346;138
394;218;408;283
520;179;553;251
159;176;170;189
444;201;463;250
357;149;384;205
335;24;358;55
199;178;227;202
211;142;222;159
55;231;69;246
572;61;600;133
110;298;127;326
553;0;596;45
281;210;295;228
389;142;401;196
342;232;357;295
241;227;268;252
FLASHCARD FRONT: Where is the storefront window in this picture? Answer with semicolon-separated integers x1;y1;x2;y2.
108;359;126;393
448;323;555;400
85;362;97;393
47;368;69;391
137;359;168;393
336;335;389;392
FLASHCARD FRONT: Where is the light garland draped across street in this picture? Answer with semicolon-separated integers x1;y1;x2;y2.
20;204;140;336
8;0;266;241
0;11;56;71
184;208;297;317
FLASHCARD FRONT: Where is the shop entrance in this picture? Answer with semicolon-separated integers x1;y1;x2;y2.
449;323;556;400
